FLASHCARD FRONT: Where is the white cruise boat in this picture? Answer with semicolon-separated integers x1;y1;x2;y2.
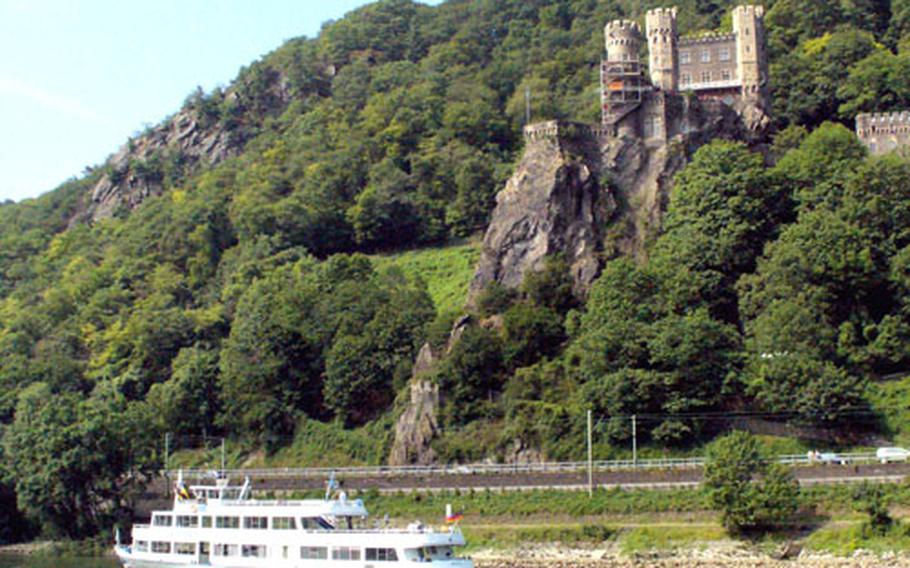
115;475;473;568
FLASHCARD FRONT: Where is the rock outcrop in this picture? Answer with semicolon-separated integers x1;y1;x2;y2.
469;129;616;302
470;98;769;300
84;106;240;222
388;316;471;465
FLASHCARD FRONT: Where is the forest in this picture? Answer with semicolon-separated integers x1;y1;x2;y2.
1;0;910;541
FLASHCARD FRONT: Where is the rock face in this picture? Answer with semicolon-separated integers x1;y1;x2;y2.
470;98;769;299
84;106;240;222
469;132;616;301
388;316;471;466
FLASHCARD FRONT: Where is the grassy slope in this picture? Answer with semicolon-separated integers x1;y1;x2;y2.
371;240;481;318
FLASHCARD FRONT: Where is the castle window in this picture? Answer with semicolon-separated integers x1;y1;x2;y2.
701;49;710;62
719;47;731;61
702;71;711;82
680;50;691;64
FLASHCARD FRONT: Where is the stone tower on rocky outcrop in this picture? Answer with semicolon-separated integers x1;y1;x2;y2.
602;20;645;129
732;5;768;106
646;8;679;92
469;4;772;301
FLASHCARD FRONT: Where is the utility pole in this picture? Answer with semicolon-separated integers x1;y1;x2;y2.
587;410;593;497
632;415;638;466
525;87;531;125
221;438;226;475
164;432;170;472
164;432;171;496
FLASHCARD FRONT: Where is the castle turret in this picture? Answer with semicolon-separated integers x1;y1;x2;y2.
732;5;767;107
602;20;645;127
646;7;678;92
605;19;641;62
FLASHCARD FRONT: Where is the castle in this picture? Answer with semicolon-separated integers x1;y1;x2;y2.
856;112;910;155
524;5;769;144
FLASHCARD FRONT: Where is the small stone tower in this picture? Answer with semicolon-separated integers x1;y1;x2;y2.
646;7;679;92
732;5;767;106
602;20;644;127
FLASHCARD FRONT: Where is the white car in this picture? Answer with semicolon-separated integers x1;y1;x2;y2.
876;447;910;463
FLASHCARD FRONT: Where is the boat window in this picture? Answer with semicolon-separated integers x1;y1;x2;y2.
215;516;240;529
175;543;196;555
366;548;399;561
272;517;296;530
241;544;268;558
151;542;171;554
332;547;361;561
135;541;148;553
201;516;212;528
301;546;328;560
243;516;268;529
176;515;198;528
214;544;238;557
223;489;241;500
301;517;334;530
152;514;172;527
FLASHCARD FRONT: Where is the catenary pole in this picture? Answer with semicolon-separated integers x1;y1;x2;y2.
587;410;593;497
632;414;638;466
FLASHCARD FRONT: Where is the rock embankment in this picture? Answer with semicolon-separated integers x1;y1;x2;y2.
475;551;910;568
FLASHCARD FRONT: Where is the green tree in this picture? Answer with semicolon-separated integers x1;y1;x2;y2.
4;384;156;538
704;431;799;535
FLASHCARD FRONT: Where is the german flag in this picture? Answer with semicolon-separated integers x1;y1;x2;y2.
445;511;464;524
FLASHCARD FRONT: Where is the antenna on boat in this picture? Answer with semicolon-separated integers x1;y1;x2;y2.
325;471;337;501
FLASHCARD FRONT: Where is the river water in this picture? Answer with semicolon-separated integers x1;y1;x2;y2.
0;557;117;568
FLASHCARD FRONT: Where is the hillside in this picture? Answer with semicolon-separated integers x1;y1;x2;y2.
2;0;910;541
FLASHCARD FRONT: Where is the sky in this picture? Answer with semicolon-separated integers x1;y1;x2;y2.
0;0;440;203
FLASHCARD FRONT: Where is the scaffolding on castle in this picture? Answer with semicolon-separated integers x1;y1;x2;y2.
601;60;646;125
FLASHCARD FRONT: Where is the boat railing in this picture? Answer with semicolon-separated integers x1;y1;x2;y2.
128;524;451;535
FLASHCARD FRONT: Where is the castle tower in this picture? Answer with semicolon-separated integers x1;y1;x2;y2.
646;7;678;92
602;20;644;127
732;5;767;107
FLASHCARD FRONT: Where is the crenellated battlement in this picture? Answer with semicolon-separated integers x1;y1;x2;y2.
605;20;641;34
679;32;736;46
857;111;910;127
645;7;678;35
856;111;910;155
523;120;613;143
732;5;765;18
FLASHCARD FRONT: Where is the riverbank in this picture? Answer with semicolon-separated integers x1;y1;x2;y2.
0;543;52;556
474;552;910;568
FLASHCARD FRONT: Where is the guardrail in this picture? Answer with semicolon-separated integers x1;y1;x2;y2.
169;452;883;480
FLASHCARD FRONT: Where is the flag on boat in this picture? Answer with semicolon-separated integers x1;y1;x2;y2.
176;480;191;501
445;511;464;524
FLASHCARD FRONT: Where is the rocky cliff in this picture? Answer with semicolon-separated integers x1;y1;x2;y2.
468;127;616;301
470;98;769;300
82;106;240;223
388;316;471;466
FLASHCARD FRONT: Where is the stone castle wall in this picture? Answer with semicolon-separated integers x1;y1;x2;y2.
857;112;910;155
